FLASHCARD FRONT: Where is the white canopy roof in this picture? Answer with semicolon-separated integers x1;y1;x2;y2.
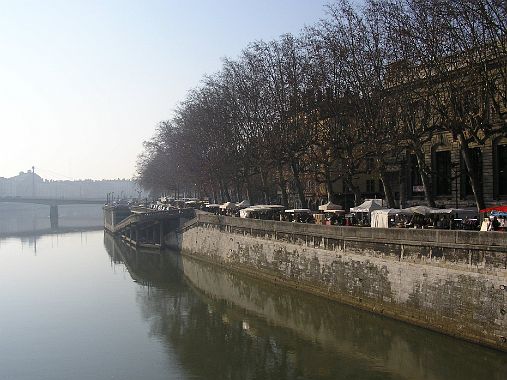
239;205;284;218
318;202;343;211
405;205;436;215
239;208;256;218
265;204;285;210
248;204;285;210
285;209;312;213
220;202;238;209
236;200;251;208
350;199;386;213
428;208;477;215
371;208;411;216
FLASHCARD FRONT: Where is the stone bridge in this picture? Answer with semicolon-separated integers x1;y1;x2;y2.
0;196;105;228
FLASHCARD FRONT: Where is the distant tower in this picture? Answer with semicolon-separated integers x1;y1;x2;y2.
32;165;35;197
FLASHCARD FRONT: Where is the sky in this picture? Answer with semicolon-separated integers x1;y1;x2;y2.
0;0;335;181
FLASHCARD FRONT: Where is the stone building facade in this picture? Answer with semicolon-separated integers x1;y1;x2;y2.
299;130;506;210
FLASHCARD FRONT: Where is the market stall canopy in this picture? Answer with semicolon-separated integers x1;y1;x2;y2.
265;205;285;210
429;208;478;218
236;200;251;208
248;204;285;210
350;199;386;213
429;208;457;214
219;202;238;210
240;206;267;218
285;209;312;213
324;209;346;214
318;202;343;211
480;205;507;213
406;205;436;215
239;205;285;218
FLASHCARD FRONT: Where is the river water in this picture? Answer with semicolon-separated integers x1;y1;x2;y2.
0;207;506;379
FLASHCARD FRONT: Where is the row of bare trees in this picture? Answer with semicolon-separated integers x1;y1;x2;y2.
136;0;507;210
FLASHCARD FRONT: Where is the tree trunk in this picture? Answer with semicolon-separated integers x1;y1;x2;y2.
260;168;269;204
277;164;288;207
245;176;254;204
414;146;436;207
457;132;485;211
345;178;362;206
378;168;396;208
290;159;307;208
399;161;407;209
212;184;218;204
235;180;241;202
220;180;231;203
324;165;336;203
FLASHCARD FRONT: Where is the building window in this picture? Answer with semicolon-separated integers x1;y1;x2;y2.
461;147;482;198
497;143;507;196
433;150;451;195
366;179;375;193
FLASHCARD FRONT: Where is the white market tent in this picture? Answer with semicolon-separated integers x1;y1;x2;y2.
267;205;285;210
285;209;312;213
240;206;270;218
318;202;343;211
350;199;386;213
246;204;285;210
371;208;412;228
429;208;478;218
406;205;436;215
236;200;251;208
239;204;285;218
220;202;238;210
240;207;259;218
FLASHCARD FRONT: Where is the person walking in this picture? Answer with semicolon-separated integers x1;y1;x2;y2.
491;216;500;231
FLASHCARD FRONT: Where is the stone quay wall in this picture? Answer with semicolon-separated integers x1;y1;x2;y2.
167;213;507;351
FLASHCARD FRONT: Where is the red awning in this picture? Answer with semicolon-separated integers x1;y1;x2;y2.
479;205;507;213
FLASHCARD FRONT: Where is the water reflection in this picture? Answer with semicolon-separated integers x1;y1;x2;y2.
0;203;103;238
104;234;507;380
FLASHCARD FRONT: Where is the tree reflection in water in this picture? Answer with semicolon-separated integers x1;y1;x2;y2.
104;234;507;380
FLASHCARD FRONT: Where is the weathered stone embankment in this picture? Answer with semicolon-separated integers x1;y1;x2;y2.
166;213;507;351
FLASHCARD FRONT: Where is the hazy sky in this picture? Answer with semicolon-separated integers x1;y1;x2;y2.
0;0;333;180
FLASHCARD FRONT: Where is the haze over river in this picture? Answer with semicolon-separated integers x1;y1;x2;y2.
0;207;506;379
0;203;103;237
